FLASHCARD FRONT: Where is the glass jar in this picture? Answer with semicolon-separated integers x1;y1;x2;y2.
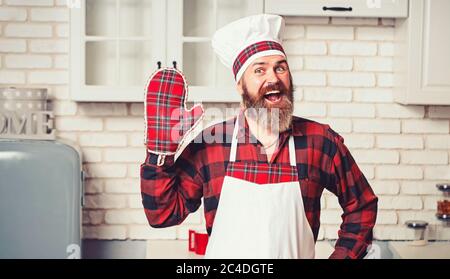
405;220;428;246
436;183;450;221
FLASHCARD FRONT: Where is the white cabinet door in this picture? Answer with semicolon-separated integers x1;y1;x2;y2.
264;0;408;18
394;0;450;105
70;0;166;102
166;0;264;103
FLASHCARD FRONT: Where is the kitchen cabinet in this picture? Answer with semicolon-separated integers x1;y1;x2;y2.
70;0;165;102
167;0;263;103
70;0;262;102
394;0;450;105
265;0;408;18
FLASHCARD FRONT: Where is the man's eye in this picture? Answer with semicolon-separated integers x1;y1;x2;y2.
276;66;286;73
254;68;264;74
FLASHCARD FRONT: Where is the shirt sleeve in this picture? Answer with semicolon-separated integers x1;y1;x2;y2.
327;131;378;259
140;140;204;228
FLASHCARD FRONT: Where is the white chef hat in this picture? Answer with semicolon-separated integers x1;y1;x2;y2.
212;14;286;83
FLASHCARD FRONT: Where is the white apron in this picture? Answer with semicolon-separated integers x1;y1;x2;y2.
204;116;315;259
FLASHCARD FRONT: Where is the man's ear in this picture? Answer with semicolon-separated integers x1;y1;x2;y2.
236;79;244;96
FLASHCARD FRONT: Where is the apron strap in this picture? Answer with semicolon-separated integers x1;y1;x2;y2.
229;114;297;166
288;136;296;167
229;115;240;162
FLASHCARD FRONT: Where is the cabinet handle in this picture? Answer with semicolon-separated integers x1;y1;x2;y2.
322;6;353;12
172;61;177;69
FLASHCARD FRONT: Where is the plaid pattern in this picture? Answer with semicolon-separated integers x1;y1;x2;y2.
232;40;285;79
226;162;298;184
141;110;378;259
145;68;203;154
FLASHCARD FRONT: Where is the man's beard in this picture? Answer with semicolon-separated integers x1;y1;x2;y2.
241;74;294;134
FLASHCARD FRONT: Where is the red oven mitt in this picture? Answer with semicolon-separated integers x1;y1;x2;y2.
144;68;204;166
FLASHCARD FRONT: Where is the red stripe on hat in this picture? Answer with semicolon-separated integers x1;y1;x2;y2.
232;41;285;80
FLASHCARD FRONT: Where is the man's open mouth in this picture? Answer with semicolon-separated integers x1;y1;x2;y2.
264;90;283;104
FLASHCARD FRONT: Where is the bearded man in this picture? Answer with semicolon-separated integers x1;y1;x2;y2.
141;14;378;259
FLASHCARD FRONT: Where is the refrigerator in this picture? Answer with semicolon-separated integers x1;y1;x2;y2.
0;139;84;259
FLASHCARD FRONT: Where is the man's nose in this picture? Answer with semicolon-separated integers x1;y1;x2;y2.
266;68;280;84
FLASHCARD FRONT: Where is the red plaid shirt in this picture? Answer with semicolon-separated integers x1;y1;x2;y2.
140;111;378;259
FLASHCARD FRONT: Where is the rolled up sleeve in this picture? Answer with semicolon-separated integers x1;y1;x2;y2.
328;133;378;259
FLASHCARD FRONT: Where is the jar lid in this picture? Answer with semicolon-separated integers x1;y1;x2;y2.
436;214;450;221
405;220;428;229
436;183;450;192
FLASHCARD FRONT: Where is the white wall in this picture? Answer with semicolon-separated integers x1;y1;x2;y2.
1;1;449;241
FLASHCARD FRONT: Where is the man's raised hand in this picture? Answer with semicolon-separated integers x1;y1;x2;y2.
144;68;204;165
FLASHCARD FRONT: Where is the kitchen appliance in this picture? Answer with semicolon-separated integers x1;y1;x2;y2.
0;139;84;258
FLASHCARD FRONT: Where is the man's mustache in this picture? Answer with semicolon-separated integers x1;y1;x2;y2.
259;82;288;96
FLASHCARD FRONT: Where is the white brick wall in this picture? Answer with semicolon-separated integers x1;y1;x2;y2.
304;57;353;71
377;135;423;149
353;119;401;133
0;38;26;52
306;26;354;40
84;194;128;209
4;54;52;68
353;88;393;103
5;0;53;6
330;72;377;88
354;57;393;72
0;69;25;83
329;41;377;56
1;4;449;242
343;134;374;148
370;181;400;195
104;179;141;194
294;102;327;117
303;88;352;103
103;148;145;163
79;133;127;147
328;103;375;118
4;23;52;37
377;104;425;118
283;41;327;55
292;71;326;86
83;225;127;240
30;39;68;53
0;7;26;21
402;120;450;134
356;27;394;41
377;166;423;180
30;8;68;22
